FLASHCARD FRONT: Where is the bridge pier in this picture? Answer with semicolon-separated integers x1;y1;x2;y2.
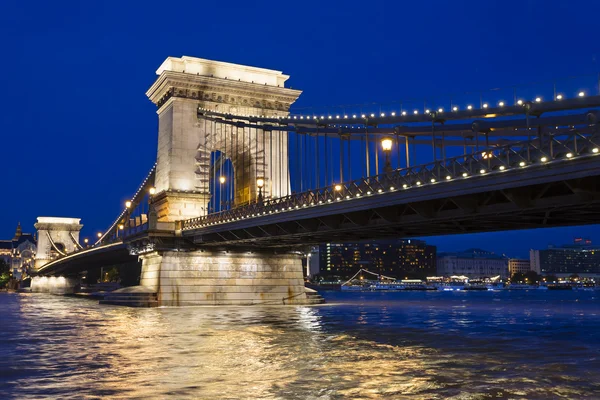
30;276;79;294
138;249;309;306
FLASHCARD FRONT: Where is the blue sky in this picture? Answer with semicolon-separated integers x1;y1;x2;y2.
2;0;599;258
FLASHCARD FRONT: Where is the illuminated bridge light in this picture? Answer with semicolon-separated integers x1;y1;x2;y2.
480;169;486;174
519;161;526;166
541;157;548;162
467;105;472;110
499;165;506;170
391;112;396;116
430;178;436;183
482;103;488;108
452;106;458;111
593;148;599;153
380;113;385;117
319;200;323;204
517;100;523;105
438;108;443;112
346;195;350;199
367;191;372;195
390;186;395;190
446;175;451;180
556;94;563;100
413;110;418;114
327;199;332;202
566;153;573;158
462;172;468;177
361;114;366;118
535;97;542;102
498;101;505;107
378;189;383;193
356;193;361;197
579;91;585;97
403;184;408;188
416;181;421;186
370;113;375;117
425;109;430;114
402;111;407;116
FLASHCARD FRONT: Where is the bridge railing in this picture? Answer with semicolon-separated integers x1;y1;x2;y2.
182;130;600;231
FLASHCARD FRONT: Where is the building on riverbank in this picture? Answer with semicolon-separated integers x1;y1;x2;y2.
530;238;600;278
437;248;509;279
508;259;531;276
316;239;436;280
0;223;36;280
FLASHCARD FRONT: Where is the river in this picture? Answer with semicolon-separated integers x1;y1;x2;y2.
1;290;599;399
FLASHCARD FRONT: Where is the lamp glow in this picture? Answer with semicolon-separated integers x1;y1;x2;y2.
381;138;393;151
125;201;132;208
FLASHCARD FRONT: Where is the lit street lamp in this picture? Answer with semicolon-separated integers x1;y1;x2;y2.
256;177;264;203
219;176;226;184
381;138;393;173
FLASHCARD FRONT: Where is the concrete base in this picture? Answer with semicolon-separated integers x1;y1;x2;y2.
31;276;78;294
139;249;309;306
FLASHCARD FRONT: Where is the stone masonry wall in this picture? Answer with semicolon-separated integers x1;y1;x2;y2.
139;250;308;306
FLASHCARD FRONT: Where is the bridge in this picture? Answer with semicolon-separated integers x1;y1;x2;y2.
31;56;600;306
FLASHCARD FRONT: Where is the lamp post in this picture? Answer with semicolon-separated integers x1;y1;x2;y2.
381;138;393;173
256;177;264;204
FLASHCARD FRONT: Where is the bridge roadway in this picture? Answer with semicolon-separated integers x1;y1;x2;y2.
182;149;600;247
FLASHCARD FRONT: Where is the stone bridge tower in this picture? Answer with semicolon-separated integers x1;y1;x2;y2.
34;217;83;272
145;56;301;222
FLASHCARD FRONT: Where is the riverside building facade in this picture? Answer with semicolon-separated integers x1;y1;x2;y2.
508;259;532;276
317;239;436;280
530;238;600;278
437;248;509;279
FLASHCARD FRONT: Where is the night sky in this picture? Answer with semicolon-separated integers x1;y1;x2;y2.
2;0;599;258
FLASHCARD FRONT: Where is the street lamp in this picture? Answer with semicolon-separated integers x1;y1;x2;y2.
97;232;102;238
125;200;132;208
149;187;156;195
256;177;264;203
219;176;226;184
381;138;393;173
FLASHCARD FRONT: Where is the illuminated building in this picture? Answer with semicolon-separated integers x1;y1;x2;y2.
317;239;436;280
529;238;600;277
0;223;37;280
508;259;531;276
437;248;508;279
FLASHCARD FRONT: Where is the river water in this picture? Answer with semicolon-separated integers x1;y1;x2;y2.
1;290;599;399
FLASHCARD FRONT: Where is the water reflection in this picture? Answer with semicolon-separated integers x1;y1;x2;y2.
0;291;599;399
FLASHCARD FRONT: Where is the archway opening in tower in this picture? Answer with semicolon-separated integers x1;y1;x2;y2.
208;150;235;214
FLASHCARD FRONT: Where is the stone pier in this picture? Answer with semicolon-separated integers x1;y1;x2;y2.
139;249;308;306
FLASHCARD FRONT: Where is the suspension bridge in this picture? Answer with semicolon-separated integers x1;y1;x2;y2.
31;56;600;306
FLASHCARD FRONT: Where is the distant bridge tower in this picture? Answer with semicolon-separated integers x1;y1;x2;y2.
146;56;301;222
34;217;83;272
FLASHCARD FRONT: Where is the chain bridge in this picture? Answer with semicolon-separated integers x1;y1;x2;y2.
31;56;600;306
